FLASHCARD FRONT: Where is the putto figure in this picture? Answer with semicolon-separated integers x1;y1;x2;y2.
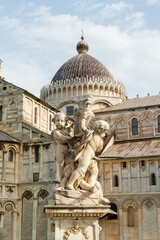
66;120;109;191
51;112;72;180
51;97;110;205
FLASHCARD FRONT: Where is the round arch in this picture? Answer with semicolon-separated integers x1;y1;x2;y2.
57;100;80;109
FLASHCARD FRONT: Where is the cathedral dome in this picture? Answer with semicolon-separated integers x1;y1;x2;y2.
40;36;126;109
51;38;114;83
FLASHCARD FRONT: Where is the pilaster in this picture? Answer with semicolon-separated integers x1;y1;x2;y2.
39;145;43;180
119;208;123;240
2;150;7;180
29;145;32;181
32;197;38;240
138;207;143;240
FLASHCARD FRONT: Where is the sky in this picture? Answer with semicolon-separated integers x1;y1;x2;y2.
0;0;160;98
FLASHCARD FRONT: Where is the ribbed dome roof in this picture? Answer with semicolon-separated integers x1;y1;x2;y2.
51;38;114;83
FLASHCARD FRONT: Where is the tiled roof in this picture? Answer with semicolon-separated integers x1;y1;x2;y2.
51;53;114;83
95;95;160;113
0;131;19;142
100;139;160;159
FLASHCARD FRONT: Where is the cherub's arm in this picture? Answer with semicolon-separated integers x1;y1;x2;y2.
81;118;87;131
52;130;72;144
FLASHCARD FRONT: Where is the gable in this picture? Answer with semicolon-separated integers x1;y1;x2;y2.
0;77;24;96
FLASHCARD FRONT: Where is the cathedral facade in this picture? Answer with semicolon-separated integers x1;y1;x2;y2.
0;37;160;240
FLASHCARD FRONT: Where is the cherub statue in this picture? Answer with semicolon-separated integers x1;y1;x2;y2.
51;112;72;179
74;96;95;138
66;120;110;190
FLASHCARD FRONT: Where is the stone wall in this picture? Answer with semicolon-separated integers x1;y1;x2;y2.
95;107;160;141
99;157;160;240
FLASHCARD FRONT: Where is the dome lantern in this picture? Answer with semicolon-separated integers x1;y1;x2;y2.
76;35;89;54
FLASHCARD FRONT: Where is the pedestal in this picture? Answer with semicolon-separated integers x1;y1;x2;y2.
44;205;112;240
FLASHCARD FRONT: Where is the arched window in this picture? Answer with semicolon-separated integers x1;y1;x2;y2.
151;173;156;185
158;115;160;133
132;118;138;135
113;175;119;187
0;106;3;121
8;150;14;162
128;206;134;227
49;115;52;131
34;107;37;124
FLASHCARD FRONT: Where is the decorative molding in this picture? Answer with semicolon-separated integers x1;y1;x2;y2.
131;162;137;169
141;112;152;124
8;98;18;109
141;197;159;208
23;145;29;152
38;190;48;201
153;110;160;120
0;99;4;106
116;115;128;126
63;223;90;240
44;206;110;220
129;113;140;119
149;161;156;167
4;202;14;212
23;191;33;202
105;116;115;124
5;186;15;198
143;199;155;211
123;199;138;211
43;144;50;150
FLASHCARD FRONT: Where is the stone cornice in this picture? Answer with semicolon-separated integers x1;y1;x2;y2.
44;205;113;220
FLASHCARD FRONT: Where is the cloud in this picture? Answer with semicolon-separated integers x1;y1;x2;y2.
146;0;160;5
0;5;160;99
72;0;133;25
3;54;47;97
125;12;145;30
101;2;132;19
72;0;103;12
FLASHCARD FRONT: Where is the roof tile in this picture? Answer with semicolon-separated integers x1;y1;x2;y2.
100;139;160;159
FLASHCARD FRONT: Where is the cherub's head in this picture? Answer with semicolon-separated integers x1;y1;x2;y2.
94;120;110;137
52;112;66;130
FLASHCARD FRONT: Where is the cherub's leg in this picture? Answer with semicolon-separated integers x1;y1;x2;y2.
66;152;91;190
60;176;68;188
87;169;98;186
79;179;97;192
95;181;110;205
87;163;99;186
57;162;64;180
66;170;80;190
